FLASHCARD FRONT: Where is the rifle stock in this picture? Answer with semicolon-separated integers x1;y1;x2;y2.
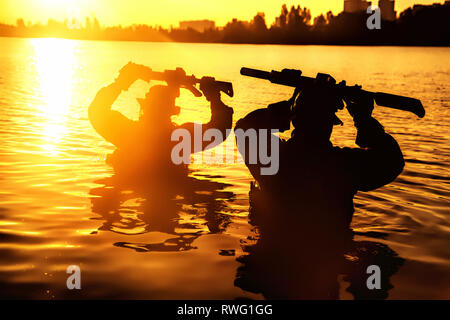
372;92;425;118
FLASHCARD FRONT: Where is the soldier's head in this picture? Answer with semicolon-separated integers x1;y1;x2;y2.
137;85;180;123
292;85;342;142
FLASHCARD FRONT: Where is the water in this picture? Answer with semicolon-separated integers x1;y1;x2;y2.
0;37;449;299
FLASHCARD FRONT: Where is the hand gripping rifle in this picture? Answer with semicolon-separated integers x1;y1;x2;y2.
140;66;234;98
240;67;425;118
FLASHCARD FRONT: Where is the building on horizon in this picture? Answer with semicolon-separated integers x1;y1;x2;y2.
179;20;215;32
344;0;396;20
379;0;396;21
344;0;372;13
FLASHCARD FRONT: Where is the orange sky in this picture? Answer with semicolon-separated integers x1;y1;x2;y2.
0;0;443;27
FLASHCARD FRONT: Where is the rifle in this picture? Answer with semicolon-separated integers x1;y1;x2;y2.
123;64;234;98
240;67;425;118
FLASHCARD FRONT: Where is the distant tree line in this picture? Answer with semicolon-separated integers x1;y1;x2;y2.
0;3;448;46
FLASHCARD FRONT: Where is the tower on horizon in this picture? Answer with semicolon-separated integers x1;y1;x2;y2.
344;0;396;20
379;0;396;21
344;0;372;13
179;20;215;33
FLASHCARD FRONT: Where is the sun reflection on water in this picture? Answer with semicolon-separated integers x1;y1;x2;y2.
30;38;77;156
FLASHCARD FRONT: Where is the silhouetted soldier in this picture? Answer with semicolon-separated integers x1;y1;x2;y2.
234;82;405;299
89;62;233;177
236;82;404;234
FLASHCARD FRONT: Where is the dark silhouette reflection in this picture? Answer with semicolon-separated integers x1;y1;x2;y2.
234;184;404;299
343;240;404;300
90;168;234;253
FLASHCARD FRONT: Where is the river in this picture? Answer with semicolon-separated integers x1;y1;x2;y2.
0;37;448;299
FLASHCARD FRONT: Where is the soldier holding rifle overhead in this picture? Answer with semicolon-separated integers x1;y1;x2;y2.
89;62;234;176
235;67;422;234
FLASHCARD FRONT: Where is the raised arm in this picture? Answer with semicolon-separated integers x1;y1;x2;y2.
234;99;292;183
235;100;292;132
89;81;135;148
88;62;151;148
178;79;233;152
342;94;405;192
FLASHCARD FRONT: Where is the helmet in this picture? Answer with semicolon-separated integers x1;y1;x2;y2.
137;85;180;117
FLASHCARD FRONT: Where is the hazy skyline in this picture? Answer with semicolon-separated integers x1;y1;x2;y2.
0;0;443;28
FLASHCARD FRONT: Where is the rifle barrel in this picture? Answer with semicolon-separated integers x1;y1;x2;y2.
240;67;271;80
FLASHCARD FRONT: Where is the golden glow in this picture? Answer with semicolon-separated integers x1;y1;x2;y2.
30;38;76;156
0;0;438;28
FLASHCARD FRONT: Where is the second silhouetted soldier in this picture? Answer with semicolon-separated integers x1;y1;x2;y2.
235;82;404;237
